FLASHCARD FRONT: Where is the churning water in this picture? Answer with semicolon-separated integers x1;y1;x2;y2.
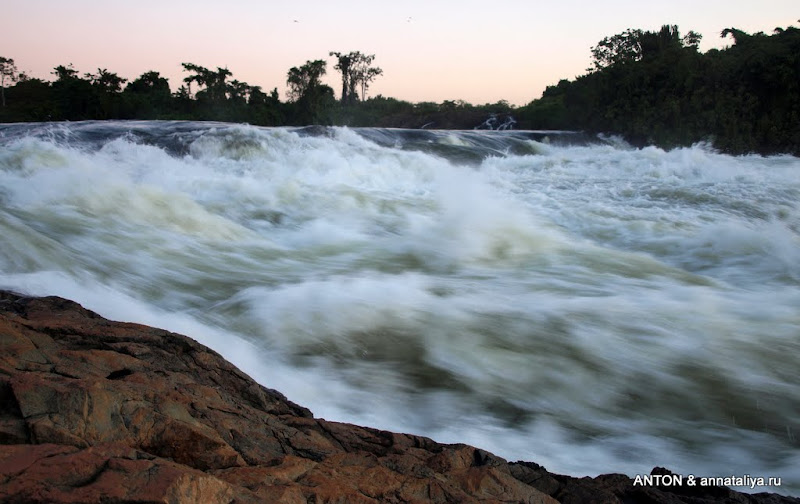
1;121;799;495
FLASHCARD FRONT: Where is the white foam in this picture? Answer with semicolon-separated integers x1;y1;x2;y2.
2;122;799;495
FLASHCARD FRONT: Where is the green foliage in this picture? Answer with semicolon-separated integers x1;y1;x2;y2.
126;71;170;95
329;51;383;104
0;60;288;124
2;31;799;156
329;51;357;104
49;64;97;120
124;71;172;118
589;25;701;72
52;64;79;82
525;23;800;155
0;78;52;120
181;63;234;106
285;60;334;125
286;60;327;102
85;68;127;93
589;28;645;70
352;53;383;102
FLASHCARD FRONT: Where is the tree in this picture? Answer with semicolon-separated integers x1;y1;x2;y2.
590;26;702;71
286;59;327;101
330;51;355;104
84;68;127;93
181;63;233;102
50;64;97;120
124;71;172;117
208;66;233;102
181;63;219;99
0;56;18;107
52;64;79;82
181;63;202;97
78;68;127;118
245;85;265;105
329;51;383;104
173;85;191;100
528;22;800;154
353;54;383;102
126;71;170;95
589;29;644;70
721;27;752;45
682;30;702;49
638;25;682;58
286;60;334;124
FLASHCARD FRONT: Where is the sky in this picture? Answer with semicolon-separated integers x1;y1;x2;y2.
4;1;799;106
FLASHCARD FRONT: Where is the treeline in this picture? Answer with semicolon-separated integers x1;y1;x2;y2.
0;53;513;131
0;60;296;126
2;23;800;155
515;23;800;155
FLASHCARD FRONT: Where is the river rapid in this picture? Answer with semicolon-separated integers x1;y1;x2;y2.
1;121;798;494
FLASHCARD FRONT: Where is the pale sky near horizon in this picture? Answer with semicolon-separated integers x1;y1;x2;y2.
5;1;798;106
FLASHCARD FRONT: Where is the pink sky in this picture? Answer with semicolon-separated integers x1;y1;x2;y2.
5;0;798;106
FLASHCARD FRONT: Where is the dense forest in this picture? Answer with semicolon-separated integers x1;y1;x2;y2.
517;23;800;155
0;50;512;131
1;23;799;155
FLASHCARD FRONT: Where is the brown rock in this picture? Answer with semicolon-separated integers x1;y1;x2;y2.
0;290;796;503
0;443;237;503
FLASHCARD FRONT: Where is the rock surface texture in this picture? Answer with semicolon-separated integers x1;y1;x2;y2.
0;290;797;503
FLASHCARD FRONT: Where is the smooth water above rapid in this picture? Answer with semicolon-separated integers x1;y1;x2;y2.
1;121;799;495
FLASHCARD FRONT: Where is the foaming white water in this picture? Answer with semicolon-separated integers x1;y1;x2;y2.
1;122;799;495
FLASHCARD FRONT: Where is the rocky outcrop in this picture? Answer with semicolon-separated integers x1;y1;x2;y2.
0;290;796;503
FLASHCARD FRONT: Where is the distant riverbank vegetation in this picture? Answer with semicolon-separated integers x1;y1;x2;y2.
522;23;800;155
1;23;799;155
